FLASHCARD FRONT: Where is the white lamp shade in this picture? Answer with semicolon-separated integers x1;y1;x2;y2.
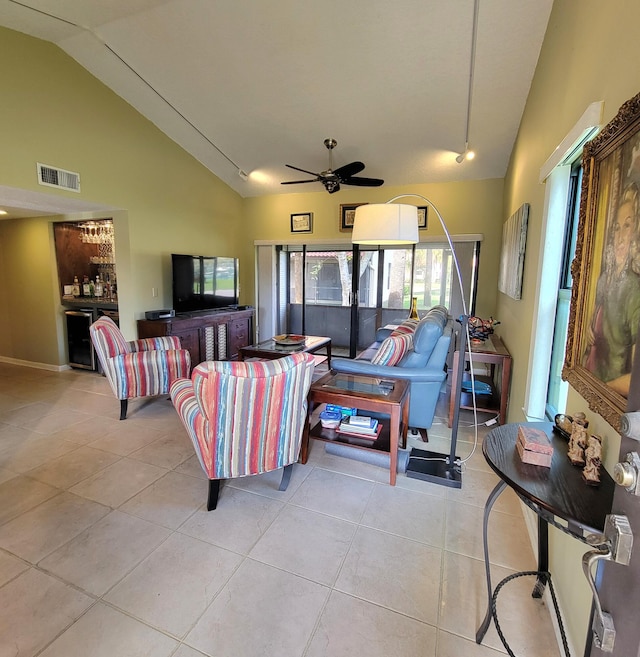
352;204;419;244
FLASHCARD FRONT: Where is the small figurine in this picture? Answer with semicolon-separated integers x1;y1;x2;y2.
583;434;603;486
568;412;588;466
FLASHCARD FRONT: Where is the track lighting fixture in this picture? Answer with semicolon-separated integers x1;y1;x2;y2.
456;146;475;164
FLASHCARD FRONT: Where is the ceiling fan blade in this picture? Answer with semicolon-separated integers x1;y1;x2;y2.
285;164;321;177
342;176;385;187
281;179;318;185
334;161;365;179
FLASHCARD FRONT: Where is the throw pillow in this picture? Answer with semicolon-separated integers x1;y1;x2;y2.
390;318;419;337
371;333;413;366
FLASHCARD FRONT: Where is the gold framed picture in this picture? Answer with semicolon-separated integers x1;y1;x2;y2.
564;91;640;429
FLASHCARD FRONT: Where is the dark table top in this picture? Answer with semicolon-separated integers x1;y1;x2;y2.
483;422;615;536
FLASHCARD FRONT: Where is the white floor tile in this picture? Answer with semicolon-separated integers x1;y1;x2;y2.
39;602;178;657
178;486;283;554
105;532;242;638
0;491;110;563
0;364;563;657
40;510;171;596
249;504;356;585
336;526;442;624
185;559;328;657
0;568;93;657
120;470;205;529
306;590;437;657
0;474;60;525
289;468;375;522
69;457;167;507
361;482;446;547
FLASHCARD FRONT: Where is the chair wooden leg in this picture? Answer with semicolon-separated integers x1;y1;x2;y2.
119;399;128;420
279;464;294;491
207;479;221;510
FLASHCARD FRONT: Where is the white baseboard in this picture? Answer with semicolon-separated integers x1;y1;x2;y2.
0;356;70;372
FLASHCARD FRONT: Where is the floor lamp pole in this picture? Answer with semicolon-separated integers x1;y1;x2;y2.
405;314;467;488
449;314;468;468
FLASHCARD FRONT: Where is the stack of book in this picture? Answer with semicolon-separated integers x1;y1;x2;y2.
337;415;381;440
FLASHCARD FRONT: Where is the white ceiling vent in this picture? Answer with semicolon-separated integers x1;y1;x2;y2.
37;163;81;193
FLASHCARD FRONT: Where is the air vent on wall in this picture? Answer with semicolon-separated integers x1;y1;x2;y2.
37;163;81;192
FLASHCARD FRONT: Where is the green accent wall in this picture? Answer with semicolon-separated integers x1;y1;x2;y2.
0;26;244;364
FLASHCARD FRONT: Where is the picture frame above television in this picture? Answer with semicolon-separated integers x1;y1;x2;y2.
172;253;240;314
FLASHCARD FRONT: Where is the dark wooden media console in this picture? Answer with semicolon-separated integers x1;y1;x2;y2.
137;307;254;365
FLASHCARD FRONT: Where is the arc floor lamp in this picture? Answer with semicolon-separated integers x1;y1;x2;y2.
352;195;475;488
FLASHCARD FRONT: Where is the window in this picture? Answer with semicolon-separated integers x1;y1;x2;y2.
546;165;582;417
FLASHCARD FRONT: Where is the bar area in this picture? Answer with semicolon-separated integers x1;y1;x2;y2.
53;219;119;369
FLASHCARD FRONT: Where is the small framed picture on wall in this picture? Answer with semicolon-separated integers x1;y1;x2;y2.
340;203;367;231
417;206;428;229
291;212;313;233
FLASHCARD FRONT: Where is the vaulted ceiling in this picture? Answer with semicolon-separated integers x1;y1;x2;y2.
1;0;553;200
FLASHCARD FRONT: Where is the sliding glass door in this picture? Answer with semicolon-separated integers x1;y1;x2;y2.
280;240;478;352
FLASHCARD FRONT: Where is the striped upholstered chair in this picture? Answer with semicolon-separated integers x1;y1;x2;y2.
90;316;191;420
170;352;315;510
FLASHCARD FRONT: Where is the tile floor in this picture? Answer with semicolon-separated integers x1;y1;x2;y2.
0;362;562;657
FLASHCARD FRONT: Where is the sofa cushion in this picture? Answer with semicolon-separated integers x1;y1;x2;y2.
371;333;413;366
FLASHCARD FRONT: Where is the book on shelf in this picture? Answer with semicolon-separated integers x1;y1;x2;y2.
336;423;383;440
349;415;375;428
337;417;378;435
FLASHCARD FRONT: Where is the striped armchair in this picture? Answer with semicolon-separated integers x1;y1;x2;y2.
90;316;191;420
170;352;315;510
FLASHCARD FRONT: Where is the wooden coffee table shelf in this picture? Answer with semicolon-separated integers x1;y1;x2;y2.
301;371;409;485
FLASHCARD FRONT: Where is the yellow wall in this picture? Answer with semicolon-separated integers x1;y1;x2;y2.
0;26;244;364
244;178;505;318
500;0;640;651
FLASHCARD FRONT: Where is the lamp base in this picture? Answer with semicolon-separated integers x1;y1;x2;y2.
405;448;462;488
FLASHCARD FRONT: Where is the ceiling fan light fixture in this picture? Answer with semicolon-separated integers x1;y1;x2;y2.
352;203;419;244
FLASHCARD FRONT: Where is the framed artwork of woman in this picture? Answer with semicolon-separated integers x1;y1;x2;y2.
564;91;640;430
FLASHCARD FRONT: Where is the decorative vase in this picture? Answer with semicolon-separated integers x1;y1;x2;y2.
408;296;419;320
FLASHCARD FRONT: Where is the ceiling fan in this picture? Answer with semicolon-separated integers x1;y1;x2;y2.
281;138;384;194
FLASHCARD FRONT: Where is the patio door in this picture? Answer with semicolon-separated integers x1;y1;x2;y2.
281;240;478;353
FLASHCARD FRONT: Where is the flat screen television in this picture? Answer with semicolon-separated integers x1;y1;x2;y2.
172;253;240;314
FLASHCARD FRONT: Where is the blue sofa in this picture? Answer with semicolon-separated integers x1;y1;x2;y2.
331;306;451;430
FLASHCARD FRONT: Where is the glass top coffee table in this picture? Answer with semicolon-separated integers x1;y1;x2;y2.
239;334;331;368
300;371;409;485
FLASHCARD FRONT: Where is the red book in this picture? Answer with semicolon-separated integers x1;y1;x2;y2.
517;425;553;455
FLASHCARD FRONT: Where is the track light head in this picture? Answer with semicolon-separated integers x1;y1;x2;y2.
456;149;475;164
